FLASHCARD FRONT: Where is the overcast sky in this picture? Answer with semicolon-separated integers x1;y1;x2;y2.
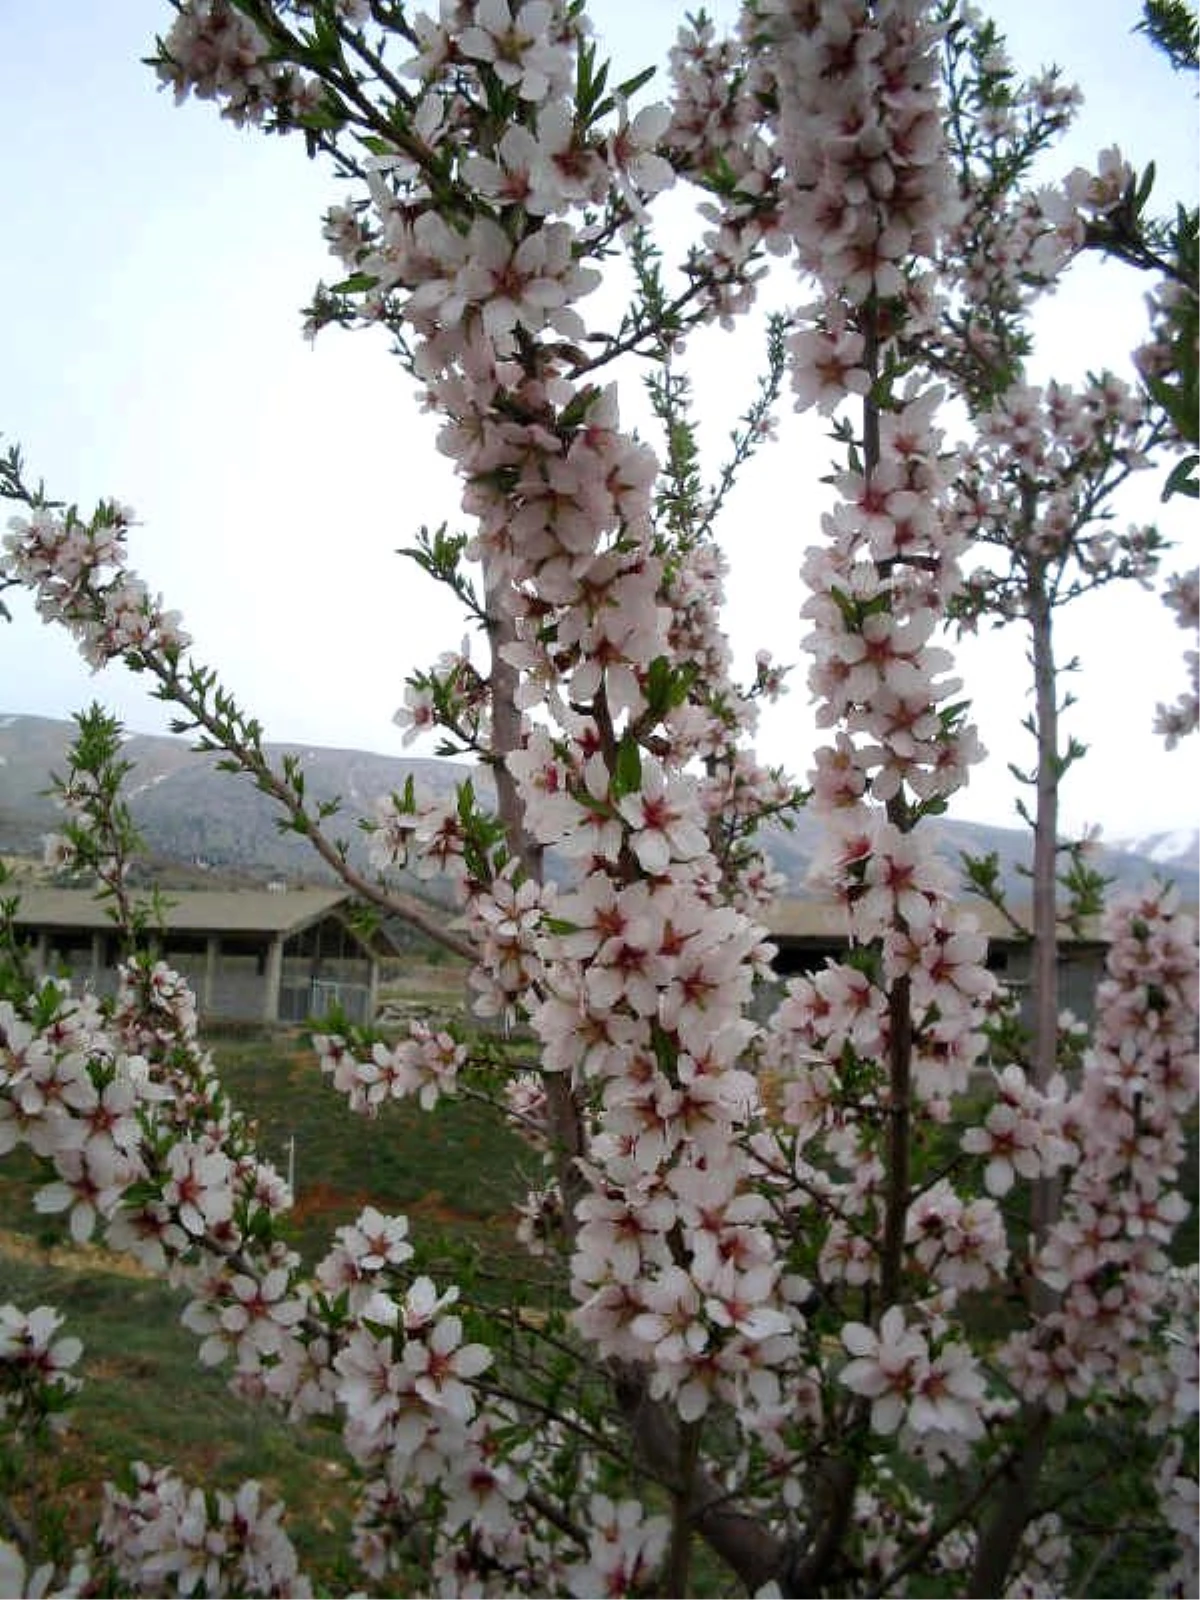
1;0;1197;842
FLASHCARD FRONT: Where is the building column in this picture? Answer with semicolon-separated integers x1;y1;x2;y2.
203;936;218;1017
263;935;283;1024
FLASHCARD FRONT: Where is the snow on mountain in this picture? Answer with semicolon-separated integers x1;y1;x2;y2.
1107;829;1199;869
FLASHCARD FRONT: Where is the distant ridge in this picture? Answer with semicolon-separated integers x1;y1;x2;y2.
0;711;469;890
1;712;1195;903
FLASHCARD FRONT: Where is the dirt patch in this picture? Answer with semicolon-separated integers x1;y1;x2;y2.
88;1353;160;1382
409;1190;482;1227
0;1226;152;1280
290;1180;375;1225
291;1181;484;1232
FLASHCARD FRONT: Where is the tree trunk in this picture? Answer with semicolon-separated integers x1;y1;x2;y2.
970;532;1062;1595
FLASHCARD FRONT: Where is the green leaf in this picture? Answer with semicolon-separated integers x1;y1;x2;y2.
1135;159;1157;210
615;64;657;100
644;655;673;717
1162;453;1199;500
329;271;379;294
614;735;642;797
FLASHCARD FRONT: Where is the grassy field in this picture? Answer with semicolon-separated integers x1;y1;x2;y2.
211;1024;533;1269
0;1245;359;1584
0;1017;541;1590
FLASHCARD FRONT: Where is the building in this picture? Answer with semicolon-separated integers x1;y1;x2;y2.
766;898;1109;1022
10;886;1150;1032
11;886;397;1026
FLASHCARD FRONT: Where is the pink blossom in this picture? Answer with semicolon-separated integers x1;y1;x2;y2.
616;758;708;874
162;1140;235;1236
840;1306;930;1435
402;1314;491;1419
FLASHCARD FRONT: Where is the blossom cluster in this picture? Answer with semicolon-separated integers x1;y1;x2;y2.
763;0;960;305
155;0;325;129
1154;566;1200;747
97;1469;310;1599
3;501;189;668
0;1301;83;1434
1;0;1197;1593
951;372;1160;586
315;1017;467;1110
1012;885;1199;1418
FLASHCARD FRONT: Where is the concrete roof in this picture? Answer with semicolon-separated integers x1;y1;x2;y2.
12;888;1113;951
766;898;1106;945
12;886;358;937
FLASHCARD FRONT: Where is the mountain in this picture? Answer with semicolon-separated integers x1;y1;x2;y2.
754;810;1198;906
0;712;467;891
1;712;1195;904
1108;829;1199;871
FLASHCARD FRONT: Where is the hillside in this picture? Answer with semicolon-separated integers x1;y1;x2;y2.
0;712;463;891
1;712;1195;904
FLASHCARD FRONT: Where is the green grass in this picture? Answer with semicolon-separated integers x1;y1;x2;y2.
0;1248;356;1587
0;1023;548;1280
214;1029;532;1263
0;1023;542;1591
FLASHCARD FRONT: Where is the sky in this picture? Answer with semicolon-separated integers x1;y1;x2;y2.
1;0;1197;842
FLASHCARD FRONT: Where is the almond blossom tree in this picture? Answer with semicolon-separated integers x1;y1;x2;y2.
1;3;1197;1597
